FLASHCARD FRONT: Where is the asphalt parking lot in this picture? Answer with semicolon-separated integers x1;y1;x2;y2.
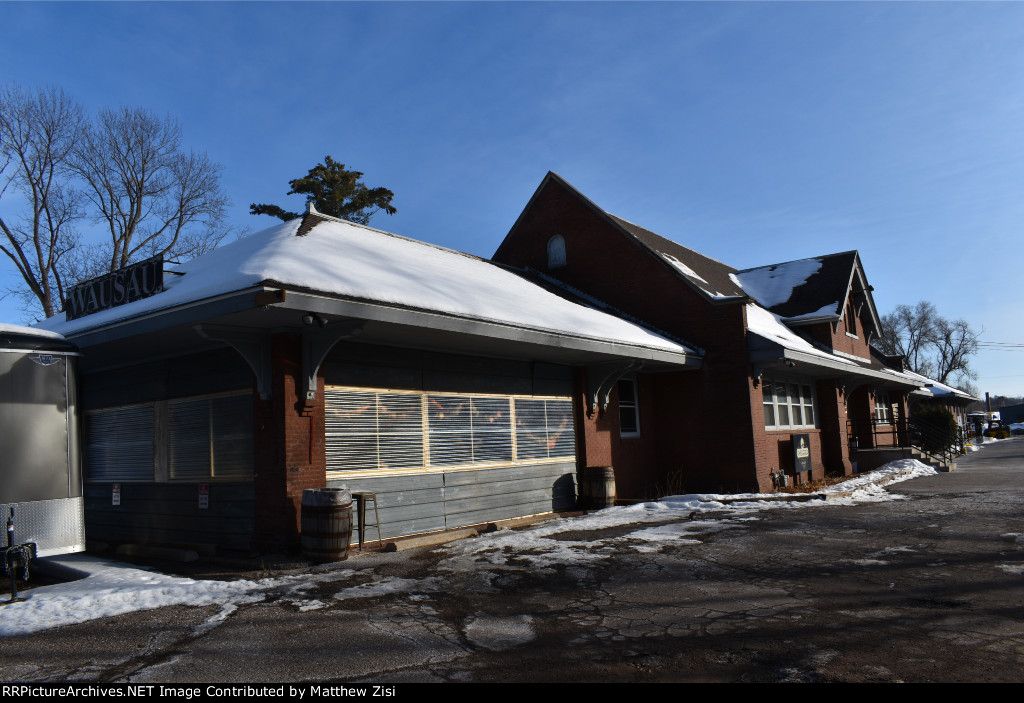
2;439;1022;683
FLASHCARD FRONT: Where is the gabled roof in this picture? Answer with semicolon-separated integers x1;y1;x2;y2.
38;208;695;363
498;172;747;302
607;214;746;300
732;250;882;336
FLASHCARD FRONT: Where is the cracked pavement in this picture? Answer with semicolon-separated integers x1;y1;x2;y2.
2;439;1023;682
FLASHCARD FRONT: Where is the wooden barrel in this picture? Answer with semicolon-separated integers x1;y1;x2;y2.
301;488;353;562
584;466;616;509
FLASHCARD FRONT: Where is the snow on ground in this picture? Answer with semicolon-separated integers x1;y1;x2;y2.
0;557;338;636
0;460;937;636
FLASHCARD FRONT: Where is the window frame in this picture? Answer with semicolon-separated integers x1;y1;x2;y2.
84;402;156;482
617;378;641;438
874;390;892;425
546;234;567;269
762;376;818;431
167;392;254;481
325;386;575;477
84;390;254;483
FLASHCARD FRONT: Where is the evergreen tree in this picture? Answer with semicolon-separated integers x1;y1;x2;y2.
251;156;396;225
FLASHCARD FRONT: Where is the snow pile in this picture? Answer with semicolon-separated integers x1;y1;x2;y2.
731;258;822;308
37;216;690;355
0;460;937;636
0;556;338;636
438;459;938;573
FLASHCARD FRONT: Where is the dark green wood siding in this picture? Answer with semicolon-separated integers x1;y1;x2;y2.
84;482;254;551
328;461;576;543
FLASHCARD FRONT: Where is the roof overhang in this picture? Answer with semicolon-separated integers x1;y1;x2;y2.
749;334;922;391
58;285;702;375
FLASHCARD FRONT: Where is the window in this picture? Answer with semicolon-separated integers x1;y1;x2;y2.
515;397;574;460
84;391;253;482
325;388;574;473
428;394;513;467
874;391;891;424
168;393;254;480
85;404;155;481
617;379;640;437
547;235;567;269
762;377;817;430
845;300;858;338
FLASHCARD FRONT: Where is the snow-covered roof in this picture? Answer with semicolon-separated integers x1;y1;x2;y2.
0;323;64;339
903;369;980;403
731;258;824;309
746;303;920;387
746;304;852;365
606;213;746;300
732;251;884;338
38;213;694;357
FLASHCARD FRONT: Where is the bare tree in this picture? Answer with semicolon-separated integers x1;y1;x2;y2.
933;316;980;385
0;85;85;317
874;300;980;390
875;301;939;377
72;106;229;273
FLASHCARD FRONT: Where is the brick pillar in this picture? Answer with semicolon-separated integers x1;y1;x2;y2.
575;368;615;469
252;333;327;553
574;368;616;507
818;381;853;476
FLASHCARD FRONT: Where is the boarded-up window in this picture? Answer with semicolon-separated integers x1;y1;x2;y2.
85;404;154;481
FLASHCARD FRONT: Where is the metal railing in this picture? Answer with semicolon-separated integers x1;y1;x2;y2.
847;417;965;467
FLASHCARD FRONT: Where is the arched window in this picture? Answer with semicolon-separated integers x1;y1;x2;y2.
845;300;858;338
547;235;567;269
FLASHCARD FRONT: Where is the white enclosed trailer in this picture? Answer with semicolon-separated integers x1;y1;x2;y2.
1;324;85;556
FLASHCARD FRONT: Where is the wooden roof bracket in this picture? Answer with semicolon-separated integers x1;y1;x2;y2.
837;375;868;397
301;319;366;402
586;360;644;415
195;324;274;400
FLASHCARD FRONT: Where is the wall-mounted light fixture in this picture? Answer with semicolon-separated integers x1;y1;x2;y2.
301;312;329;328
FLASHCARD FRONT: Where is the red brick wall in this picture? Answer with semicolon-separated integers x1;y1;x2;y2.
252;333;327;552
499;179;762;494
802;301;875;361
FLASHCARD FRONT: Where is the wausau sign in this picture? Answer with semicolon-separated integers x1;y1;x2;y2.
65;257;164;321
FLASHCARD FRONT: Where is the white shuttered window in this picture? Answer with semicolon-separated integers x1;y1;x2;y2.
326;388;574;474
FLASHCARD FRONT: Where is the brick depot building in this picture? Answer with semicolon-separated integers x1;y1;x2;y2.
43;174;933;555
492;172;922;497
42;206;697;553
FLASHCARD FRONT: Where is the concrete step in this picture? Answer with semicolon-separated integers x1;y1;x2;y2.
909;447;957;472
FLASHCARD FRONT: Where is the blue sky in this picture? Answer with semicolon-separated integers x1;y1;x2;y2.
2;1;1023;396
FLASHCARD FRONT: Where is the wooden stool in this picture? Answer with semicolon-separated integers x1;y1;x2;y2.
351;491;382;550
